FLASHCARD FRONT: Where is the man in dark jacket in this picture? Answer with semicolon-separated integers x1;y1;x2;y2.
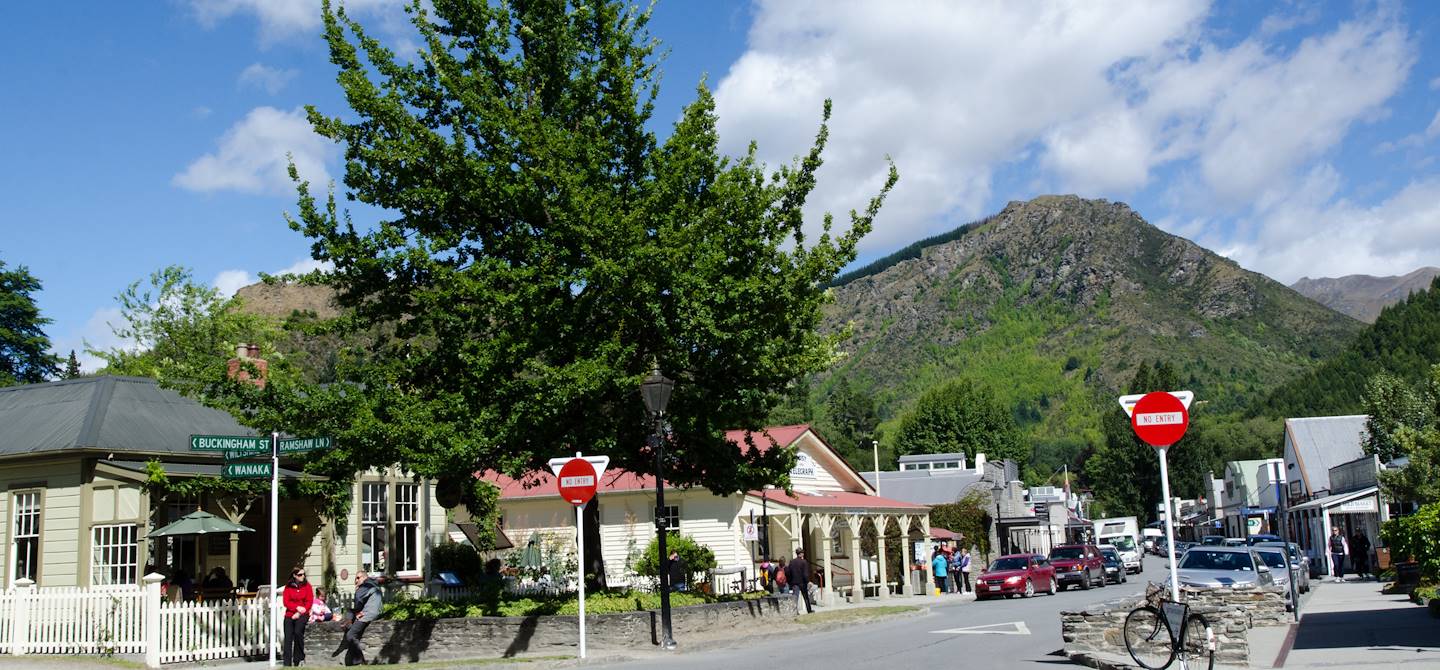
342;571;383;665
666;551;688;592
783;549;813;614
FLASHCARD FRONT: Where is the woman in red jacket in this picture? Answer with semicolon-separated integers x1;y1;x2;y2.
282;566;314;666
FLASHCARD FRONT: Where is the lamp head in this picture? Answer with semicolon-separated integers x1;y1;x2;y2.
640;368;675;415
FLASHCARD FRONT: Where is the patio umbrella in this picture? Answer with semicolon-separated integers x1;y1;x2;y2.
521;531;543;568
148;510;255;537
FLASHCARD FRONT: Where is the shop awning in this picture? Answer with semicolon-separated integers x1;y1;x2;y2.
1288;486;1379;512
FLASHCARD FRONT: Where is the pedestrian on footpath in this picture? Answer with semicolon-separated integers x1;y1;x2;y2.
1350;531;1371;580
775;557;789;593
282;566;313;666
1328;527;1349;583
931;549;949;594
341;570;383;666
785;549;814;614
959;548;973;593
947;548;963;593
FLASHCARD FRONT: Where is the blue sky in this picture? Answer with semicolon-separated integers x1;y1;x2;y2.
3;1;1438;372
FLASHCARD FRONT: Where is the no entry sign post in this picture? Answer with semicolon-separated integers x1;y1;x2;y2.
1119;391;1193;604
547;452;609;659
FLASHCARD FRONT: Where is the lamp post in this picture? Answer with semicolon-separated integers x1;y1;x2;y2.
992;480;1006;557
761;485;775;564
641;369;677;650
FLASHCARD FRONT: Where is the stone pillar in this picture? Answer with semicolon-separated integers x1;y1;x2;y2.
848;515;864;603
877;517;890;599
920;515;933;595
791;512;803;558
819;515;835;606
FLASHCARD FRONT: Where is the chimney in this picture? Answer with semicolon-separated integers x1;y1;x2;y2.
227;343;269;388
974;453;987;475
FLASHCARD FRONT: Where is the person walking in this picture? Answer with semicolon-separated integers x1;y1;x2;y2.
667;550;688;592
1350;531;1371;580
784;549;814;614
959;548;973;593
931;549;949;594
342;570;383;666
947;549;962;593
775;557;789;593
1328;527;1349;583
282;567;313;666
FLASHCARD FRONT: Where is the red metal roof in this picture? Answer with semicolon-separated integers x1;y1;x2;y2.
484;424;814;500
930;526;959;540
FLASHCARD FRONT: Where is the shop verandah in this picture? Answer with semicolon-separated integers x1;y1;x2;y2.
742;488;935;604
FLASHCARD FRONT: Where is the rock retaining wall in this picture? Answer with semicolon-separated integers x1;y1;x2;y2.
303;595;799;664
1060;585;1286;666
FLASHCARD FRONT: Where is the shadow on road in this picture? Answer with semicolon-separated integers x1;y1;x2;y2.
1292;606;1439;651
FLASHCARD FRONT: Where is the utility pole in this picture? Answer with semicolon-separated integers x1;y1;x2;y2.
872;440;881;497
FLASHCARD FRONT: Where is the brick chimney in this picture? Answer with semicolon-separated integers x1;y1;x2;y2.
227;342;269;388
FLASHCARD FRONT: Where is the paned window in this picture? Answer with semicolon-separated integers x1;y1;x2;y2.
393;484;420;574
361;483;388;572
657;504;680;530
12;491;40;582
91;524;138;586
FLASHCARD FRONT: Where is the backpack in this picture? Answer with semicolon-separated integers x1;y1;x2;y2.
776;568;788;586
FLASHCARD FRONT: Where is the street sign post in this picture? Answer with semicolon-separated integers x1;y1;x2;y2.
1119;391;1193;604
190;435;269;452
547;453;610;660
278;436;332;453
223;462;272;478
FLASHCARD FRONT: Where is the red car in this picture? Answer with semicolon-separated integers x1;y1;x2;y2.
1050;544;1106;590
976;553;1057;600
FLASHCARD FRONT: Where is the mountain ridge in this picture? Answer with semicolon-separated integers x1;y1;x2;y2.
1290;267;1440;323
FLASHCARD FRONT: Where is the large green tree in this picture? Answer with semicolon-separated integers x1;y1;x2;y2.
819;375;882;469
271;0;895;494
0;258;60;386
890;378;1025;463
1362;372;1433;463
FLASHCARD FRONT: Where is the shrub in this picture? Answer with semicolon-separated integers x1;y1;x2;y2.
430;541;485;586
634;533;716;589
1381;502;1440;580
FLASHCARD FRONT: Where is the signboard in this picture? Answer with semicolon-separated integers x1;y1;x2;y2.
1128;392;1190;447
556;459;599;506
224;449;267;460
1337;497;1377;513
223;462;273;479
1246;517;1263;535
279;436;332;453
790;452;817;479
191;435;268;453
743;523;759;541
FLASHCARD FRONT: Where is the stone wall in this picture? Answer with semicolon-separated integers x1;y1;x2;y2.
1061;585;1286;666
303;595;799;664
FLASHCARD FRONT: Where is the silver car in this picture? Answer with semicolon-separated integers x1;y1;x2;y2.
1165;546;1276;589
1256;541;1311;593
1253;547;1296;609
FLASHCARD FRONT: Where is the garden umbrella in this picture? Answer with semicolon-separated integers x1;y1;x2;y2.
521;531;543;568
148;510;254;537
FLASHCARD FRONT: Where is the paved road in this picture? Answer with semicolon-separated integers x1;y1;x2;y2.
592;554;1171;670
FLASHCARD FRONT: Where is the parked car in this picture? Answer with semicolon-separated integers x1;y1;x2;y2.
1256;541;1311;593
1200;535;1225;546
1173;541;1197;557
1222;538;1248;547
976;554;1057;600
1253;546;1296;610
1165;546;1276;589
1050;544;1106;591
1246;534;1283;546
1099;545;1127;584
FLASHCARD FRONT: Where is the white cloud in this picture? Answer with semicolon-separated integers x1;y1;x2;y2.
272;258;334;277
193;106;213;119
238;63;298;94
173;106;335;195
710;2;1415;258
213;269;256;298
186;0;412;47
50;307;129;374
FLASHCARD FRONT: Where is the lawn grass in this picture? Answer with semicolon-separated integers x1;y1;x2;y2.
795;605;919;625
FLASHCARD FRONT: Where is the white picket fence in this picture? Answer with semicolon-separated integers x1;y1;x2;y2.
1;576;276;667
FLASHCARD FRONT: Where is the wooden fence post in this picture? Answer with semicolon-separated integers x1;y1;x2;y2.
143;572;165;668
11;578;34;656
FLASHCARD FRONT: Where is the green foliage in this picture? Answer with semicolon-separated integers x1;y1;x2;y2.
928;490;992;555
815;375;881;468
634;533;716;588
1262;276;1440;417
429;542;485;586
891;378;1025;463
64;351;81;379
827;217;989;287
1380;502;1440;580
1363;372;1435;463
276;0;896;495
0;258;60;386
382;589;764;620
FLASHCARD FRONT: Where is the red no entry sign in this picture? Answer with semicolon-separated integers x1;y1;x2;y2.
1130;391;1190;447
556;457;599;506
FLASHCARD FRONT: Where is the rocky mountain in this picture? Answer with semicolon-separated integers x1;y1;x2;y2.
816;195;1362;452
1290;267;1440;323
234;281;340;320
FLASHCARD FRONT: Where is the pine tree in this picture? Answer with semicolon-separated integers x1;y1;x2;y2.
64;350;81;379
0;259;60;386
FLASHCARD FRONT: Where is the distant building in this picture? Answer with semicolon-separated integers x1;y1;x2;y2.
1282;415;1368;501
1219;458;1285;538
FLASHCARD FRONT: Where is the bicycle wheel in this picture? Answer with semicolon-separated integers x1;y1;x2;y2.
1123;606;1175;670
1177;613;1215;670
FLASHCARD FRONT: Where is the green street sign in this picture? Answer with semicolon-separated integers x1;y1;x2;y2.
224;449;268;460
191;435;269;453
223;462;273;479
279;436;332;453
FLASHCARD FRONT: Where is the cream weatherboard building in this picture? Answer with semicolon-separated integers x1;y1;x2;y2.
486;425;935;603
0;376;446;593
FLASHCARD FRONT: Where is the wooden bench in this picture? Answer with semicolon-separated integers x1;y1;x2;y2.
836;581;901;601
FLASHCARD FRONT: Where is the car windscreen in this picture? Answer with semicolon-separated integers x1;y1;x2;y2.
1050;547;1084;560
1100;549;1120;562
1179;550;1254;571
1255;550;1288;569
1109;537;1136;552
990;557;1029;571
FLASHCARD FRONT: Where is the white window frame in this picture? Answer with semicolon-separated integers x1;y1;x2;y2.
361;483;388;573
657;504;680;531
91;523;138;587
11;490;41;584
393;483;420;576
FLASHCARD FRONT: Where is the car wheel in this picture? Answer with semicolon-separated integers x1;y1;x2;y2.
1122;574;1128;583
1049;577;1058;595
1023;579;1034;598
1098;571;1107;587
1081;571;1093;590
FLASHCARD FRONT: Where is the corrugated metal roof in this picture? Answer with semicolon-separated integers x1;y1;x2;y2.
0;377;256;459
1285;415;1367;494
861;469;989;505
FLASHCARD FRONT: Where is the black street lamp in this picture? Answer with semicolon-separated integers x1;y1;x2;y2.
992;480;1006;557
761;484;775;564
641;369;677;650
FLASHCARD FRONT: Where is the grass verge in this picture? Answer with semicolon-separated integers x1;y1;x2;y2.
795;605;919;625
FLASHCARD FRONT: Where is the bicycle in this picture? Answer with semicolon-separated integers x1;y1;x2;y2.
1123;583;1215;670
